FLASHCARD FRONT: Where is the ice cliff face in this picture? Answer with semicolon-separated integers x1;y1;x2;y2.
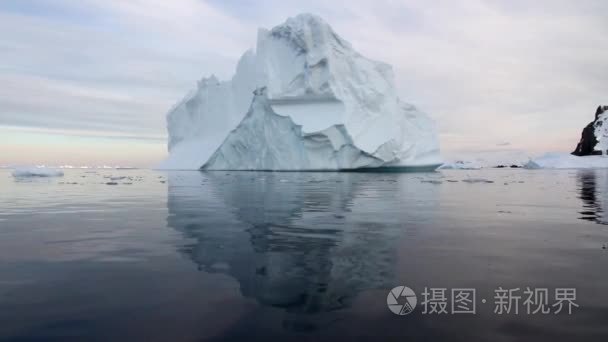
159;13;441;170
203;87;382;170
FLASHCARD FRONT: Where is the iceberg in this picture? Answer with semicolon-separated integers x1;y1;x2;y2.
158;14;441;171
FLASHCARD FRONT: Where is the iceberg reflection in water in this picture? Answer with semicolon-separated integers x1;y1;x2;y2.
167;171;438;326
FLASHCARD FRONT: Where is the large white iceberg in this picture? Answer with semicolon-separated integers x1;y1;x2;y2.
158;14;441;171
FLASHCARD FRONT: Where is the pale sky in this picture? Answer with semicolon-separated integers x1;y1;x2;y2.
1;0;607;167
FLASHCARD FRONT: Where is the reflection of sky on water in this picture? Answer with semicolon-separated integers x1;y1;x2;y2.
1;169;608;340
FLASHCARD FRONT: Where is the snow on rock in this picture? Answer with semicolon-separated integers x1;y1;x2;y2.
12;167;64;178
524;152;608;169
203;88;382;170
158;14;441;170
594;108;608;154
573;106;608;156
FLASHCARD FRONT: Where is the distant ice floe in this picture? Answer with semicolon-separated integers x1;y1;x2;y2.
462;178;494;184
525;152;608;169
439;149;530;170
438;161;482;170
109;176;127;181
12;167;64;178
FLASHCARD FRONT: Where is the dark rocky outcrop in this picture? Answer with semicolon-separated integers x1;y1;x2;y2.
572;105;608;156
494;164;522;169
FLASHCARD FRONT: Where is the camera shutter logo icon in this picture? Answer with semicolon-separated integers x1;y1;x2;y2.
387;286;417;315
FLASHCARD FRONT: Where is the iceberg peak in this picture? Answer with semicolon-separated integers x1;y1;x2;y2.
267;13;351;55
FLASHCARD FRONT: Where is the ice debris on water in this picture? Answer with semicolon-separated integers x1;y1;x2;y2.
462;178;494;184
12;167;64;178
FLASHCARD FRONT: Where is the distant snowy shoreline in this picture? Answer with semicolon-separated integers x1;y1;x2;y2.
524;153;608;169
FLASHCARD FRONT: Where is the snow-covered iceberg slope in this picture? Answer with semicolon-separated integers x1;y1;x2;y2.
525;153;608;169
158;13;441;171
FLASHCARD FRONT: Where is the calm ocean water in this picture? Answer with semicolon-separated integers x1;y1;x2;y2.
1;168;607;341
